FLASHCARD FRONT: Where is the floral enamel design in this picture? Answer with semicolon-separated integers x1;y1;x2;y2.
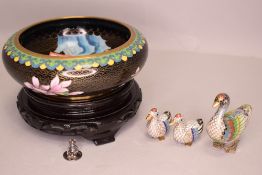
24;75;84;96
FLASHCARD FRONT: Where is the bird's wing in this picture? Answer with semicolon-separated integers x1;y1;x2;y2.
187;120;203;141
223;109;249;142
191;128;199;141
163;121;169;133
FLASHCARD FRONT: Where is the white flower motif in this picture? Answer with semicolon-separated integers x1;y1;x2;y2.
24;75;84;96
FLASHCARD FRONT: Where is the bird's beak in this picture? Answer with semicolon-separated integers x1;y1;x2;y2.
146;114;153;121
212;101;220;108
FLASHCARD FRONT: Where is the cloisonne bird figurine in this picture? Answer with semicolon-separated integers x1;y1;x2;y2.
171;113;204;146
206;93;252;153
146;108;172;141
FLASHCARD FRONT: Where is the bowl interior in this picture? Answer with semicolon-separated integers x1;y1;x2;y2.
19;17;131;56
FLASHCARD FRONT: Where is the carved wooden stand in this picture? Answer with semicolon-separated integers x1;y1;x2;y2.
17;80;142;145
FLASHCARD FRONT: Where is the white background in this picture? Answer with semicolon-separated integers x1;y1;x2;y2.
0;0;262;175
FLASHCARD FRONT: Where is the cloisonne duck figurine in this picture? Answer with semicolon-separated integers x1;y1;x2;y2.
206;93;252;152
171;113;204;146
146;108;172;141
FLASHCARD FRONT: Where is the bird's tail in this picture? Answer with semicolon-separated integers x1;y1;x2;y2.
196;119;204;134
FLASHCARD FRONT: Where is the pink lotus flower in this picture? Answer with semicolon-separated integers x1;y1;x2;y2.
24;75;84;96
24;76;50;94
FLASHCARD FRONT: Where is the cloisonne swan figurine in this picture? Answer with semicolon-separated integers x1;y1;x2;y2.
172;113;203;146
146;108;172;141
206;93;252;152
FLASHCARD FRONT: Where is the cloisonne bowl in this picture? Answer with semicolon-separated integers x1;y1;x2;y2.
2;16;148;97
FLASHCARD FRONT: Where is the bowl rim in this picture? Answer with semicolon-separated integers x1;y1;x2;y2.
13;16;136;60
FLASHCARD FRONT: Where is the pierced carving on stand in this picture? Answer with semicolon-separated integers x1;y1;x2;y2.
17;80;142;145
